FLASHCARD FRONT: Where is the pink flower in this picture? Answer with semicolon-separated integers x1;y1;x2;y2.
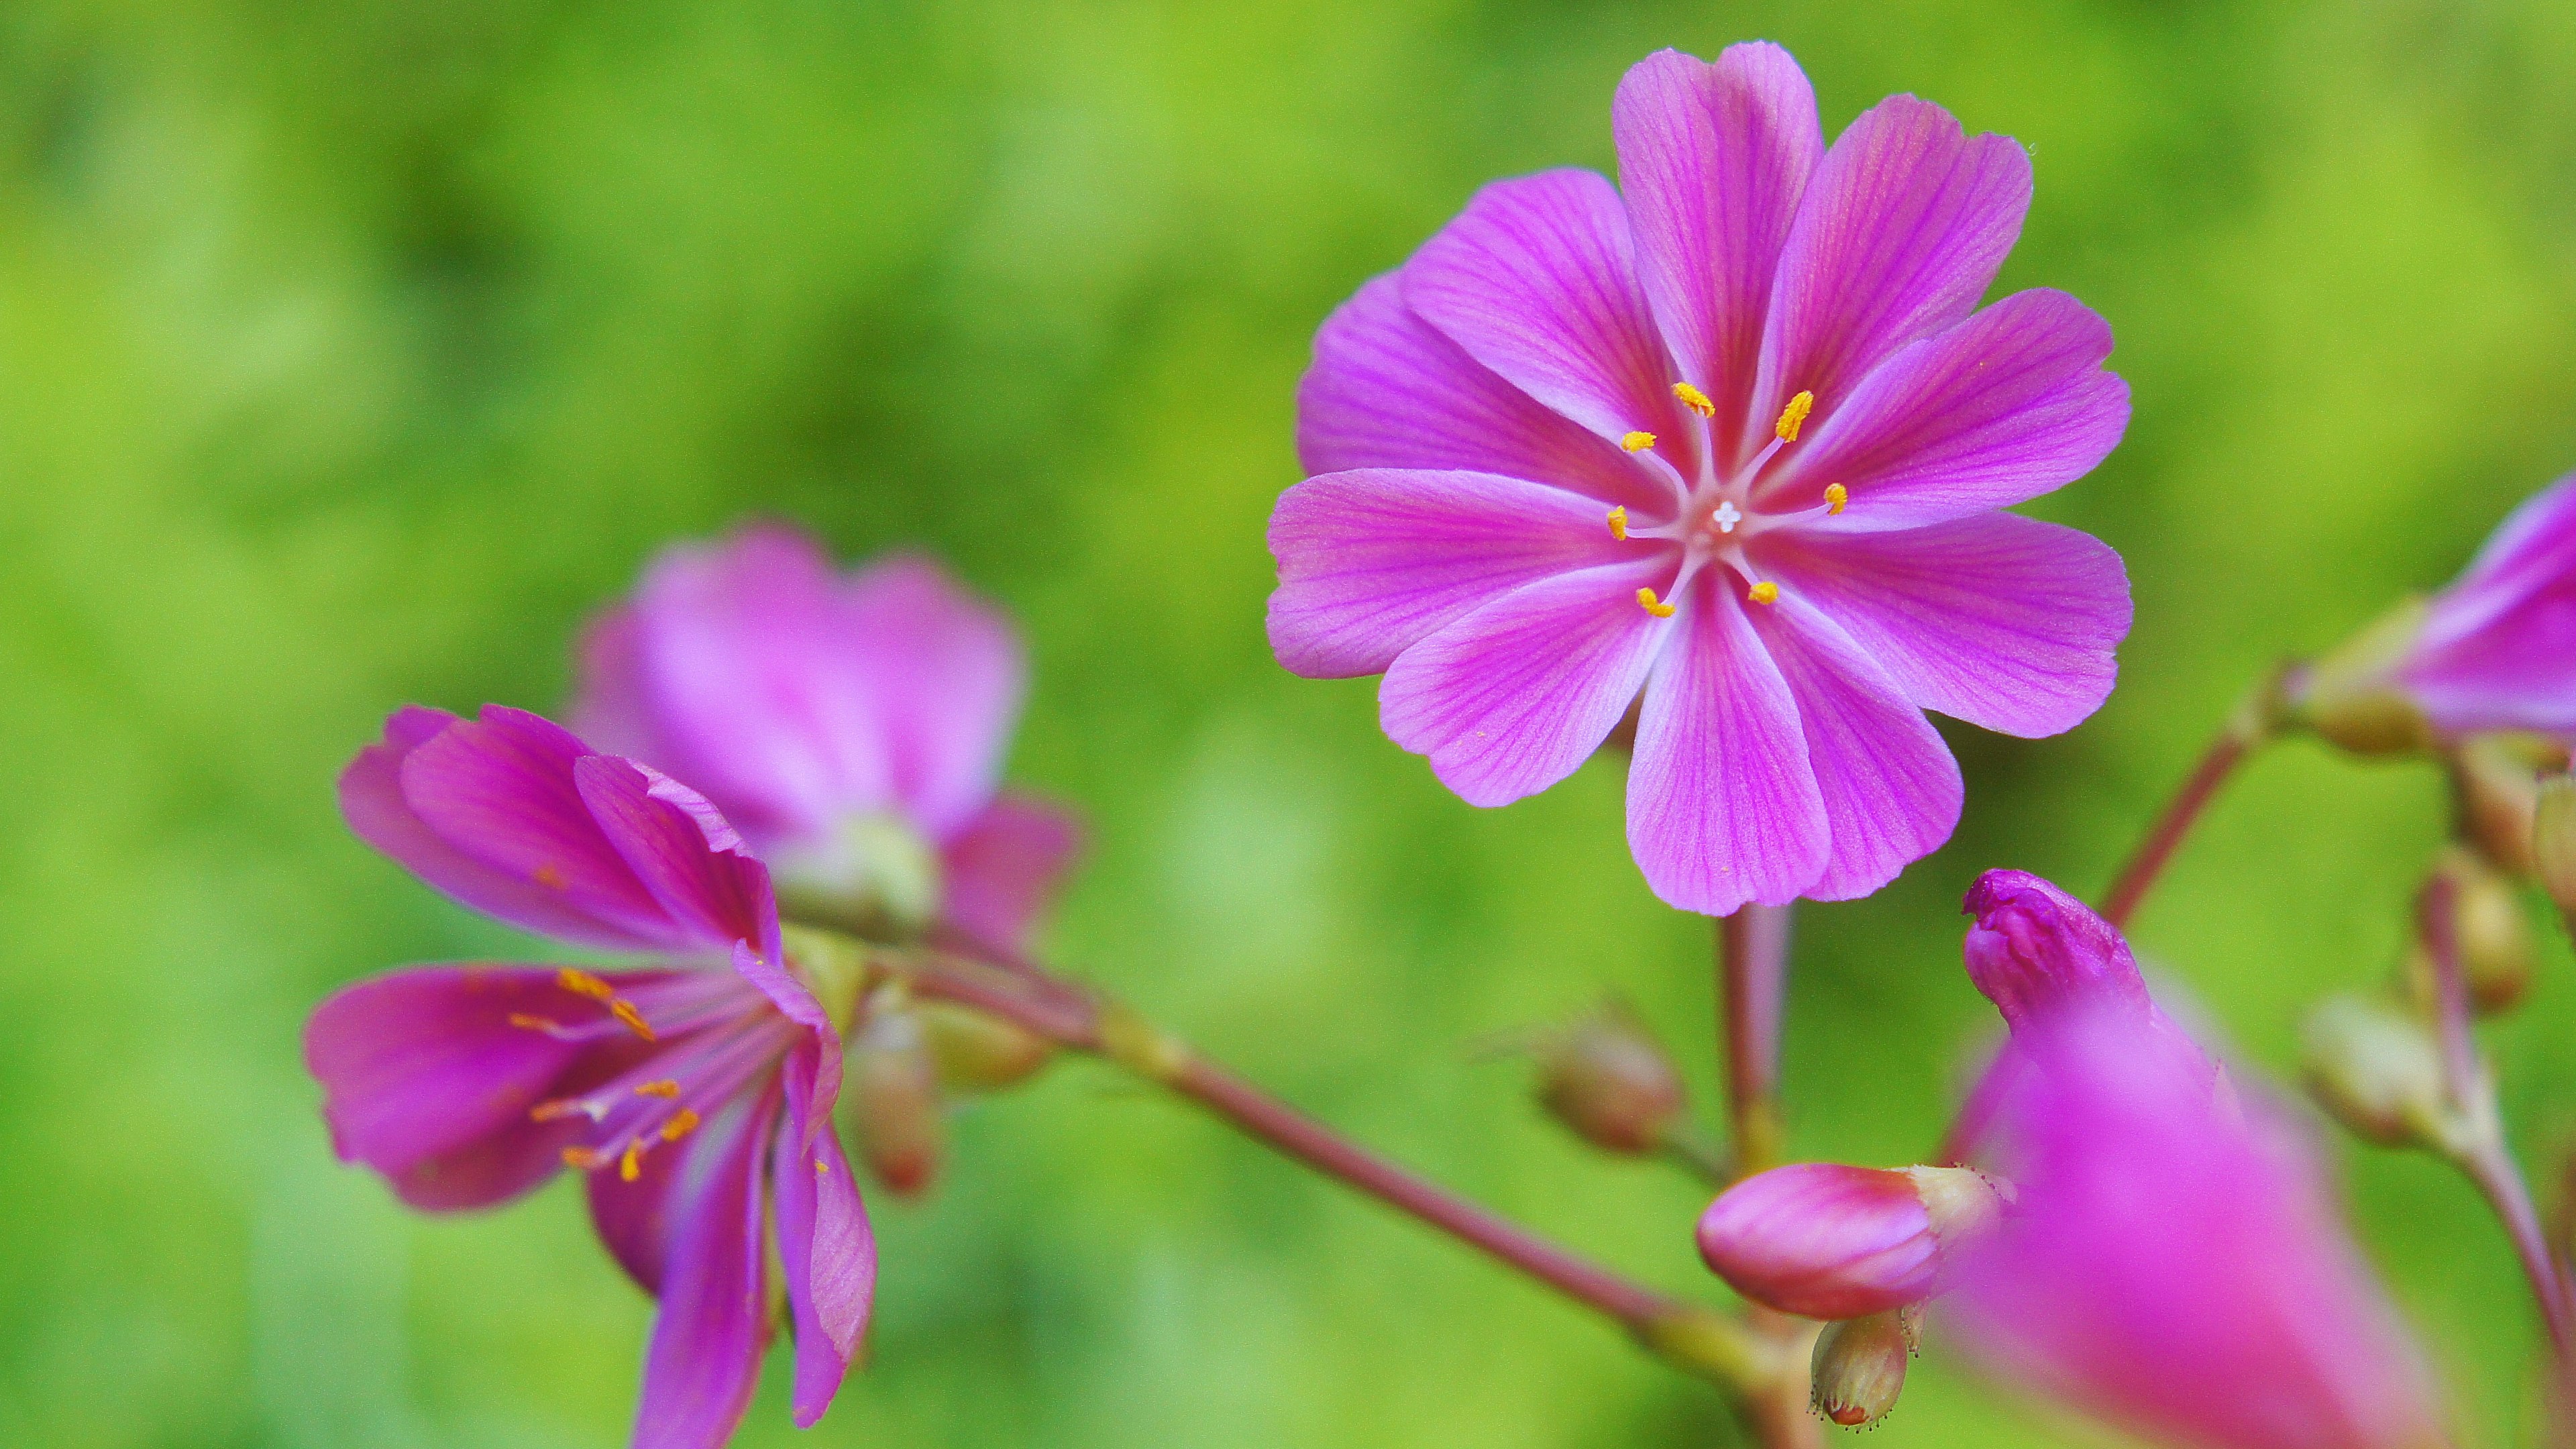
1696;1162;2006;1320
1267;43;2131;912
1947;1006;2449;1449
305;706;873;1449
574;524;1079;950
2398;475;2576;739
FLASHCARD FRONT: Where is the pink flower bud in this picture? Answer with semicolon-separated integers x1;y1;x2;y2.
1532;1005;1689;1155
1697;1162;2006;1320
844;996;945;1199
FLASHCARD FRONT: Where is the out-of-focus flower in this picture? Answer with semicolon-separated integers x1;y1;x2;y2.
576;524;1079;949
1947;1006;2449;1449
2295;476;2576;753
1697;1162;2006;1320
1267;42;2131;914
306;706;873;1448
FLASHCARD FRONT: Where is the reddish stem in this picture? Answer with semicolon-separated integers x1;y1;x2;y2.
1718;906;1794;1176
2100;674;2286;929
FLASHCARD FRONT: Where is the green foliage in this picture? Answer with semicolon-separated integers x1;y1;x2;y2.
4;1;2575;1444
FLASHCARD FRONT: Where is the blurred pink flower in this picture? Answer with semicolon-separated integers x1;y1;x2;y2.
1267;42;2131;913
2398;475;2576;740
575;523;1079;950
307;706;872;1448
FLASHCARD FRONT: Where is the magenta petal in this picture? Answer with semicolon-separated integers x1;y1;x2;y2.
939;792;1083;951
1697;1163;1939;1320
1961;869;2155;1031
588;1126;688;1295
569;606;673;767
1625;575;1826;913
2402;475;2576;737
631;1092;774;1449
1613;44;1822;464
1754;513;2130;738
341;708;663;951
839;553;1026;839
1759;290;2129;527
1402;169;1699;470
727;939;839;1134
1379;556;1678;808
1267;469;1642;678
1297;274;1659;509
773;1042;877;1427
1739;595;1961;901
1751;95;2032;443
572;757;777;959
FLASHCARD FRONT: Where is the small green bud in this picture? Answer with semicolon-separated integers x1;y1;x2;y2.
1532;1004;1688;1156
2286;600;2434;756
2299;994;2455;1151
920;999;1056;1093
2448;735;2565;878
842;987;945;1198
2538;775;2576;916
1810;1309;1913;1430
2404;847;2537;1014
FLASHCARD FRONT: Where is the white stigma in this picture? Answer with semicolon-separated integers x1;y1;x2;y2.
1711;500;1743;535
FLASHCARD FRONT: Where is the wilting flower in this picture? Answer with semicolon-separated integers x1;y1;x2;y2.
1947;1006;2449;1449
305;706;873;1448
2296;475;2576;753
1267;42;2131;913
576;524;1079;949
1697;1161;2006;1320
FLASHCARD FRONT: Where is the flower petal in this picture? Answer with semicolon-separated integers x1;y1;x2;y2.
1267;468;1644;678
839;553;1026;839
587;1124;688;1295
1741;594;1963;901
1758;290;2129;527
568;604;674;766
1401;169;1699;470
1379;556;1679;808
1296;272;1658;509
728;939;839;1134
772;1039;877;1428
1625;574;1826;913
572;756;779;959
1613;44;1822;464
341;708;668;951
1750;95;2032;447
2404;475;2576;737
631;1091;774;1449
938;792;1083;951
1752;512;2131;737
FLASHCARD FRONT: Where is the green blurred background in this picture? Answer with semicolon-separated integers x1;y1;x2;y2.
7;1;2576;1444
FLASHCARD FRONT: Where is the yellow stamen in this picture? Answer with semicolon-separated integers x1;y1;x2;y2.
557;968;616;1001
815;1157;832;1175
1775;390;1815;441
1748;581;1780;606
619;1141;646;1181
660;1108;702;1142
1607;506;1628;541
608;999;658;1042
1636;587;1677;619
1620;431;1656;452
1823;483;1848;515
507;1012;560;1033
529;1097;586;1122
533;862;570;890
561;1146;606;1172
635;1079;682;1099
1672;382;1717;418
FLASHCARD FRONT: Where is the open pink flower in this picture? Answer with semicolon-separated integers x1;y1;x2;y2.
1267;43;2131;913
575;524;1079;950
306;706;873;1449
2397;474;2576;739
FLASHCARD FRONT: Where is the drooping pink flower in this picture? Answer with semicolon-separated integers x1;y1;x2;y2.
1696;1162;2006;1320
574;524;1079;951
1946;1005;2449;1449
2396;475;2576;740
305;706;873;1449
1267;43;2131;913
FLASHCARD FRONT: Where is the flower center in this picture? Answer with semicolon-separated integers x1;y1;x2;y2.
517;968;800;1181
1616;387;1839;616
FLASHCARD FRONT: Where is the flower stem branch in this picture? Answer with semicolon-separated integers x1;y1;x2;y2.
1718;905;1794;1177
2099;669;2287;930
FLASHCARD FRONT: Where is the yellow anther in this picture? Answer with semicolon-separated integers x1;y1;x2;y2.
1637;587;1677;619
1607;506;1628;540
608;999;658;1042
507;1013;561;1034
635;1079;682;1099
1823;483;1848;515
561;1146;606;1172
1748;581;1780;606
815;1157;832;1175
619;1141;647;1181
1672;382;1717;418
660;1108;702;1142
1620;431;1656;452
557;968;616;1001
533;863;570;890
1775;390;1815;441
529;1097;585;1122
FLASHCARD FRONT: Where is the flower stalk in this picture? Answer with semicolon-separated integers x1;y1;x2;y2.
1719;905;1794;1177
2099;667;2288;928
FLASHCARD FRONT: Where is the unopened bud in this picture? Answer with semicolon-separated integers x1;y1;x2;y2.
1697;1163;2008;1320
1533;1006;1687;1156
2449;735;2565;877
2538;775;2576;915
2298;994;2454;1150
842;990;945;1198
1811;1309;1914;1430
2286;599;2434;756
920;1000;1055;1093
2406;847;2538;1014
